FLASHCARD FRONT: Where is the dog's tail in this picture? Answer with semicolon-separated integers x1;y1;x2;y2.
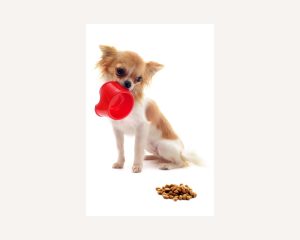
181;149;203;166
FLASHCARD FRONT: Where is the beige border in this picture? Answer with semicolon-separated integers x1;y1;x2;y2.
0;1;300;239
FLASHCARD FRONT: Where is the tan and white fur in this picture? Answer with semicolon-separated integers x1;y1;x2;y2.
97;45;201;173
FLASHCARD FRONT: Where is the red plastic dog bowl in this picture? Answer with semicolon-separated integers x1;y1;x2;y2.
95;81;134;120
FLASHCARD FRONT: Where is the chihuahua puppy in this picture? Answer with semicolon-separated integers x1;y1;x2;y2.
97;45;201;173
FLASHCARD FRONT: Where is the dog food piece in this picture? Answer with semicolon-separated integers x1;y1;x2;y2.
156;184;197;201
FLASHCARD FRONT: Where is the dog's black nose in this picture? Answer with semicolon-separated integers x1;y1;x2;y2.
124;80;132;89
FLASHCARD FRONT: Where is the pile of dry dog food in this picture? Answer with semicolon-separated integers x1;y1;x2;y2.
156;184;197;201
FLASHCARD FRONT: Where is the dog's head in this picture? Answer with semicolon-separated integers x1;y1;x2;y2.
97;45;163;101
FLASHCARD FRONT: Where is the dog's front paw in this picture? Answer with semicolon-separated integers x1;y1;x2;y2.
132;164;142;173
112;162;124;169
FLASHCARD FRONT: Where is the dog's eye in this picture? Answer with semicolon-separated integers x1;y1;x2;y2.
136;76;143;82
116;67;126;77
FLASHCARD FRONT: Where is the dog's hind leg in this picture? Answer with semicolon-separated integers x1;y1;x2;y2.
156;140;187;170
144;155;161;160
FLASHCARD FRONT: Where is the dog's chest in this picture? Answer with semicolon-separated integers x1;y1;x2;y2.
111;102;146;135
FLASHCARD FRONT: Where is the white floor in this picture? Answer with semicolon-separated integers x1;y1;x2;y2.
86;134;214;216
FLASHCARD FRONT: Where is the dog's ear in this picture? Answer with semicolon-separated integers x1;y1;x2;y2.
97;45;117;72
99;45;117;58
145;61;164;78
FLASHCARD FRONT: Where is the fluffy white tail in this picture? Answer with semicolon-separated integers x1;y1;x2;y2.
181;149;203;166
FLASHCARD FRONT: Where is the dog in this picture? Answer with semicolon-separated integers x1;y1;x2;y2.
97;45;201;173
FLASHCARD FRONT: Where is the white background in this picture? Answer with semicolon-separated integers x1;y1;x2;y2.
86;24;214;216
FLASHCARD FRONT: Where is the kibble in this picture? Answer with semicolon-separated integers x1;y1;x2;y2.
156;184;197;201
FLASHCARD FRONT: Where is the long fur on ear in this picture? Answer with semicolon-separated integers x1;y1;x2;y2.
132;62;163;102
96;45;118;74
146;61;164;78
99;45;117;57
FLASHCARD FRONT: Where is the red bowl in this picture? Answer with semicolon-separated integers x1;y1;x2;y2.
95;81;134;120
